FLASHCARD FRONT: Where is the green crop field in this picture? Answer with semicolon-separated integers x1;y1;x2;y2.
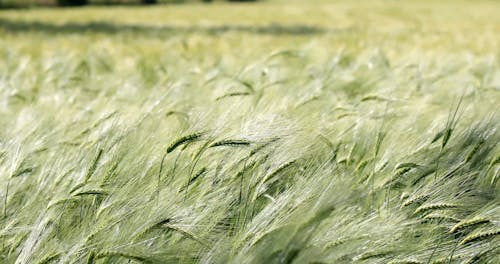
0;1;499;263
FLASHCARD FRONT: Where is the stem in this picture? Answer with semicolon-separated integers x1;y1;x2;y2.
4;178;10;218
157;151;167;206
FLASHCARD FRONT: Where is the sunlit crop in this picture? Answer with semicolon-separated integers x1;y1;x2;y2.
0;1;499;263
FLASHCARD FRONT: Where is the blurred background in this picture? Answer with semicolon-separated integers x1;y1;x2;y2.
1;0;259;8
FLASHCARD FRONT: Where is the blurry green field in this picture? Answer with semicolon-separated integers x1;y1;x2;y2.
0;1;499;263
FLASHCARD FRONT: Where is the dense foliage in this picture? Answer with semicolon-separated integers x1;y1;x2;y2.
0;1;499;263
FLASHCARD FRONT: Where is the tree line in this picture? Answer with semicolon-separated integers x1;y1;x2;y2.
60;0;259;5
0;0;259;8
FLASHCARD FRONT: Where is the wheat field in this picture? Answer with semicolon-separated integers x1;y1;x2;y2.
0;1;499;263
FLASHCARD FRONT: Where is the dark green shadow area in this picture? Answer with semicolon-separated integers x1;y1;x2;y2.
0;18;343;36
